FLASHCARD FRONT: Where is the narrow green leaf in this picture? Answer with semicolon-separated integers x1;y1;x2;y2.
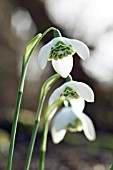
23;33;42;65
42;73;60;93
110;164;113;170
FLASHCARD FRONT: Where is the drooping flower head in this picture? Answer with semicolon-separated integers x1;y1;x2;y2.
49;80;94;107
48;80;95;143
38;37;90;78
51;106;96;144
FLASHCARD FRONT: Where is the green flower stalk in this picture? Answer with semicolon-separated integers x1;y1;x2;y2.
7;27;58;170
24;29;62;170
110;164;113;170
38;98;65;170
24;74;60;170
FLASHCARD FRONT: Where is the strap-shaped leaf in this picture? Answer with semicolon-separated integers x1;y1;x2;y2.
42;73;60;94
23;33;42;65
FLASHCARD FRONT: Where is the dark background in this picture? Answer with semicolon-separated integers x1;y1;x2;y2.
0;0;113;169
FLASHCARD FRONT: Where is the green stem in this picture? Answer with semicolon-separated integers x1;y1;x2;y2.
110;164;113;170
7;27;58;170
24;74;60;170
7;66;26;170
7;92;22;169
38;121;49;170
38;98;64;170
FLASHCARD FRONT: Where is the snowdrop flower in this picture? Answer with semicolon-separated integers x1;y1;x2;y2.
49;81;94;108
48;80;95;143
38;37;90;78
51;106;96;144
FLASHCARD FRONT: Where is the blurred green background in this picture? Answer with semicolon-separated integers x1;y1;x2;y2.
0;0;113;169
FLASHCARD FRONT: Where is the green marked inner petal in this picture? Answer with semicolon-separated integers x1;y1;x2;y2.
48;41;75;61
67;117;82;132
60;86;80;100
55;41;65;46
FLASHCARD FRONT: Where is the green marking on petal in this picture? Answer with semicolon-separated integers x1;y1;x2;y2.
48;41;75;61
67;117;82;132
60;86;80;100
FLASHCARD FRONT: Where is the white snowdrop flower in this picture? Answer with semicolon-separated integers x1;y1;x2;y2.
51;107;96;144
38;37;90;78
49;81;94;107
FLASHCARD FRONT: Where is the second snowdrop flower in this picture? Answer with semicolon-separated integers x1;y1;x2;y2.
38;37;90;78
51;106;96;144
49;81;94;108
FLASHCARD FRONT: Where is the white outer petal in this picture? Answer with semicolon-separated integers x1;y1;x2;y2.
77;112;96;141
53;107;76;131
49;82;75;105
62;37;90;60
51;126;66;144
48;107;58;121
66;81;94;102
49;84;66;105
70;98;85;113
38;39;53;69
52;55;73;78
51;107;76;144
38;36;89;69
49;81;94;105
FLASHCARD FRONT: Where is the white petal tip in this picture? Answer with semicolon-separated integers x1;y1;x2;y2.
82;46;90;61
78;42;90;60
80;113;96;141
51;130;66;144
87;92;94;103
37;62;45;70
51;126;66;144
67;38;90;60
86;132;96;141
37;52;48;70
